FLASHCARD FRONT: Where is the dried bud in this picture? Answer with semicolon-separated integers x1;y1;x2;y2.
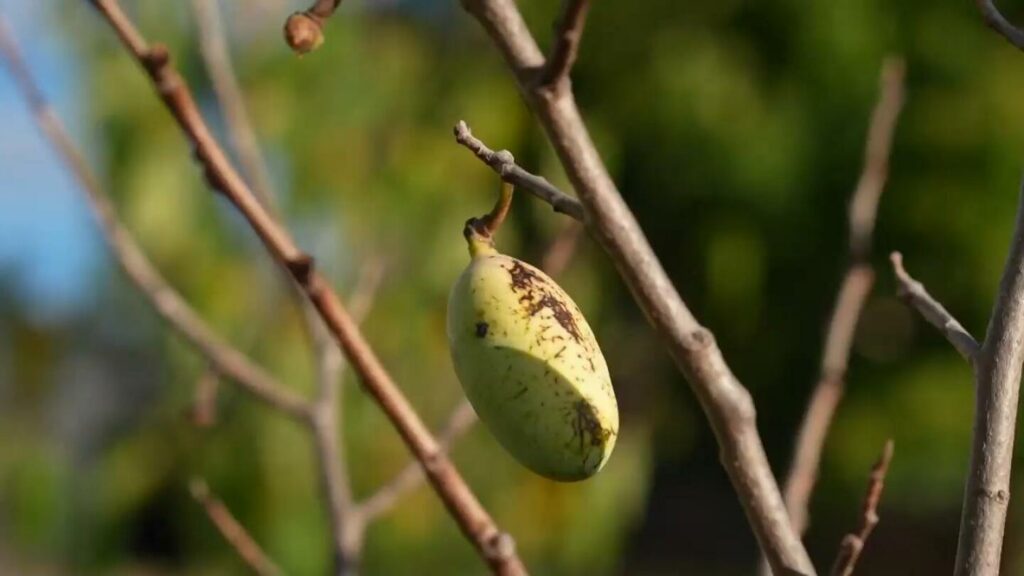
284;12;324;55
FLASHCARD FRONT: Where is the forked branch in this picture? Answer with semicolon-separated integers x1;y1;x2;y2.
0;16;309;421
451;2;813;561
538;0;591;89
454;121;585;221
954;181;1024;575
86;1;525;573
776;59;905;562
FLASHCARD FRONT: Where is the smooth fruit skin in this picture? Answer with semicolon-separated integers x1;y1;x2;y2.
447;246;618;481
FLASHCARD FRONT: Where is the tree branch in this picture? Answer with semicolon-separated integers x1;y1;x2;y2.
775;59;905;562
190;0;277;210
355;400;478;523
86;2;524;572
189;478;283;576
829;440;894;576
975;0;1024;52
284;0;343;54
0;16;310;422
779;266;874;538
454;121;585;221
191;366;221;427
538;0;591;90
190;4;380;568
458;1;813;572
308;260;385;574
890;252;980;362
955;180;1024;575
848;58;906;260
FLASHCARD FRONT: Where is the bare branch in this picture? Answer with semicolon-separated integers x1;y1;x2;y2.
284;0;343;54
191;366;221;427
848;58;906;259
780;266;874;541
955;180;1024;575
538;0;591;89
191;3;377;567
190;0;277;210
776;59;905;560
975;0;1024;52
829;440;894;576
189;478;283;576
356;400;478;523
308;260;386;573
453;121;585;221
540;220;584;279
86;2;525;572
459;1;813;572
0;16;310;422
890;252;980;361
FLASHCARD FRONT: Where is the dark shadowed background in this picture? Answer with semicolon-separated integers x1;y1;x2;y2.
2;0;1024;574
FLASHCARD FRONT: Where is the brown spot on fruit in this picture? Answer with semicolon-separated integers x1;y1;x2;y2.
506;259;584;342
475;322;489;338
572;400;610;458
508;260;543;292
531;295;583;343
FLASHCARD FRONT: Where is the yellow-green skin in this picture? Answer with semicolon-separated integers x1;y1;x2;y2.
447;239;618;481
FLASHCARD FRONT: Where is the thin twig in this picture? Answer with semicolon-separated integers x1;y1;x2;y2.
955;180;1024;575
308;260;386;574
537;0;591;89
774;59;906;565
191;366;221;427
450;2;813;561
86;3;524;572
890;253;980;361
829;440;894;576
355;400;478;523
190;0;277;210
454;121;585;222
779;267;875;538
975;0;1024;52
284;0;343;54
189;478;283;576
540;220;584;278
848;58;906;260
0;16;310;422
190;4;371;568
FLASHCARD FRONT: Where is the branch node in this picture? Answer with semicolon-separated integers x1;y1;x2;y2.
287;254;316;284
484;531;517;562
142;43;170;71
683;328;715;351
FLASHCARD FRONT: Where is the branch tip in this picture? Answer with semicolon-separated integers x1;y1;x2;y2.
284;12;324;55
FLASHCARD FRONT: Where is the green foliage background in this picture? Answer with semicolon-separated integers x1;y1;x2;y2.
3;0;1024;574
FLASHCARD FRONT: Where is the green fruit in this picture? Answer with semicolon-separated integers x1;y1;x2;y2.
447;223;618;481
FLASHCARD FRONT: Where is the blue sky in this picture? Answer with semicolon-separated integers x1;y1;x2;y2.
0;1;103;324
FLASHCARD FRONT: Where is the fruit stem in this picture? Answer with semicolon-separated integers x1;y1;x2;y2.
482;181;514;236
464;181;514;257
